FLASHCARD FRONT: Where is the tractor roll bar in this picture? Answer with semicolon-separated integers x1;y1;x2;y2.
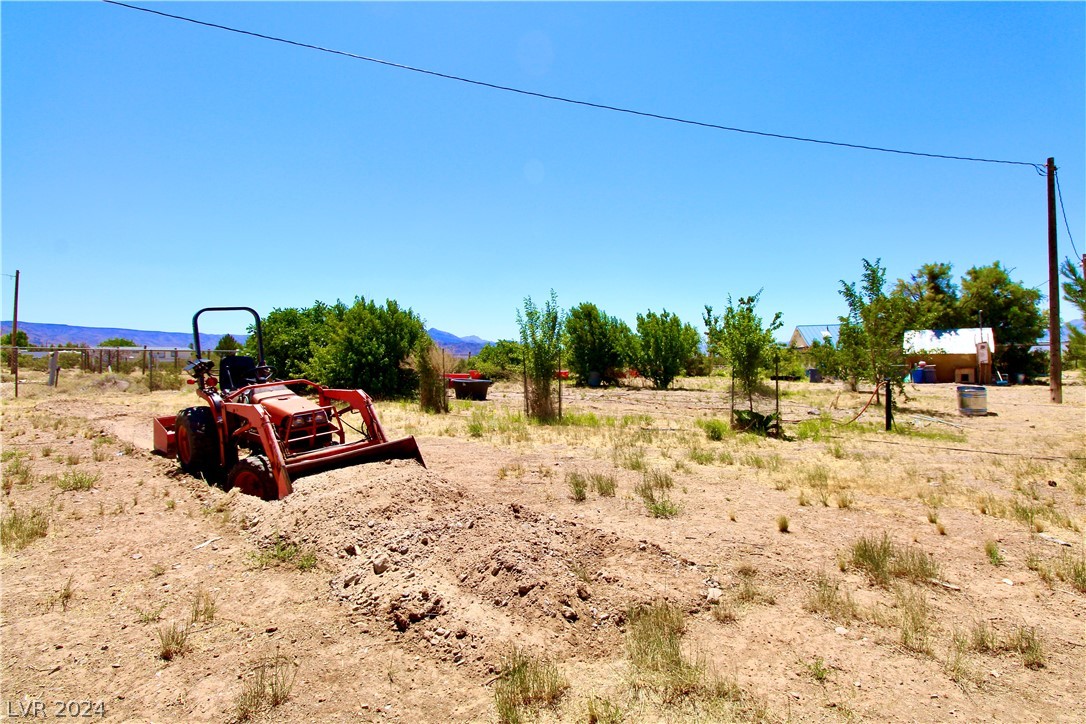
192;307;264;365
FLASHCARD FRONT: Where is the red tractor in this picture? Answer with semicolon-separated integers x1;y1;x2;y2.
153;307;424;500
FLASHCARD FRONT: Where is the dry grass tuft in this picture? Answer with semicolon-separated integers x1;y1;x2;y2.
625;600;762;716
586;695;623;724
1;505;49;551
897;586;933;654
636;469;680;518
1055;552;1086;592
805;572;859;621
567;472;588;501
55;470;99;492
191;588;217;624
3;454;35;491
1007;625;1045;669
49;575;75;612
233;650;299;722
250;536;318;571
493;646;569;723
847;532;939;586
969;620;998;653
157;621;189;661
590;472;617;497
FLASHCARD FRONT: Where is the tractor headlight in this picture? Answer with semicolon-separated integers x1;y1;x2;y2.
315;411;328;425
291;414;312;428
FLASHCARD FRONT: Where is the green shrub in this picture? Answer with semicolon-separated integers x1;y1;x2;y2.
517;291;563;421
565;302;634;386
633;309;700;390
415;335;449;414
302;297;426;398
56;471;99;492
697;418;730;441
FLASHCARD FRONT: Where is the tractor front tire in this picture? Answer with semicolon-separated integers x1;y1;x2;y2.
227;455;277;501
176;407;219;476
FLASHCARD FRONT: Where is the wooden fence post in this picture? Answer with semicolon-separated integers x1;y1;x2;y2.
47;351;60;387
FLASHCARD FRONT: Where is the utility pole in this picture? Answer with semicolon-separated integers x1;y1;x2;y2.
1046;158;1062;403
10;269;20;398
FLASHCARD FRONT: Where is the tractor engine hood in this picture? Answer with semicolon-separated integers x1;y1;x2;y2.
249;387;323;425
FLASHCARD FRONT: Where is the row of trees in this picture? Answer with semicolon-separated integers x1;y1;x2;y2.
811;258;1074;391
8;255;1076;414
503;290;783;420
464;257;1081;419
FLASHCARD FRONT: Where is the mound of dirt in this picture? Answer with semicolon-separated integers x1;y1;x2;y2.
234;460;710;670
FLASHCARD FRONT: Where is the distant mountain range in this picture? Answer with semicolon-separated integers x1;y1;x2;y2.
1;321;491;358
425;329;491;358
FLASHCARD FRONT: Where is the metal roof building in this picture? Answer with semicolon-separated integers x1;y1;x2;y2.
789;324;841;349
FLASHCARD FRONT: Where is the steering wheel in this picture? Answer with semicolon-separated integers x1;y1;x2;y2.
253;365;274;383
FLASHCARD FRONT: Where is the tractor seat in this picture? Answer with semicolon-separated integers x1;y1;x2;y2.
219;355;258;393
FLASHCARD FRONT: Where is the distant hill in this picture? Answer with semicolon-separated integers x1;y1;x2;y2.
1;320;492;358
0;321;244;351
426;328;492;358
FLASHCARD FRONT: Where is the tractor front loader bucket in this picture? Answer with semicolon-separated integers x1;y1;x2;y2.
284;435;425;481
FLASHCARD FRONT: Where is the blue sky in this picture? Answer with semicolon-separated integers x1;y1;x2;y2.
3;2;1083;341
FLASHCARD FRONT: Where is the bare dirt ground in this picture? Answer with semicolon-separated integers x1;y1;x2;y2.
2;369;1084;723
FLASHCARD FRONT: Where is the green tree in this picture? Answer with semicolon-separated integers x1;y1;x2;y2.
1062;257;1086;313
99;337;137;347
634;309;699;390
251;301;344;379
210;332;243;366
835;321;874;390
806;339;839;379
457;340;523;381
215;333;242;353
1;330;30;347
958;262;1044;376
565;302;633;386
517;290;563;421
715;292;782;410
892;262;965;330
839;258;912;399
702;306;723;374
1061;257;1086;369
3;330;30;372
303;297;426;397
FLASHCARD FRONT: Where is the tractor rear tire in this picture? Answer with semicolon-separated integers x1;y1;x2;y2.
176;407;219;476
227;455;277;501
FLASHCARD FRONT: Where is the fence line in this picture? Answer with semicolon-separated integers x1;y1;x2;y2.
2;346;240;378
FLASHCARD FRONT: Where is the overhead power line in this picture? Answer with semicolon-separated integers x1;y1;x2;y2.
1054;168;1079;258
104;0;1045;172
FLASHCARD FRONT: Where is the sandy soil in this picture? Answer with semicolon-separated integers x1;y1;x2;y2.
1;369;1084;722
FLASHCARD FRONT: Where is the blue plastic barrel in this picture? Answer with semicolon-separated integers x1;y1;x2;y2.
911;368;924;383
922;366;937;384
